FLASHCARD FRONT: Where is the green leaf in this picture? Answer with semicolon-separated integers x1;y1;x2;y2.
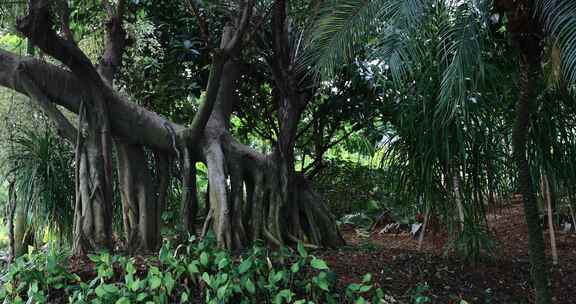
244;278;255;294
317;279;330;291
291;262;300;273
362;273;372;283
188;262;200;274
310;258;329;270
126;261;136;275
181;292;189;303
277;289;293;301
348;283;361;292
218;258;230;270
217;285;227;299
355;297;367;304
129;279;142;292
95;285;107;298
159;245;170;263
202;273;212;288
103;284;119;294
88;254;101;263
115;297;130;304
163;273;175;294
149;276;162;290
200;252;209;266
297;242;307;258
238;259;252;274
359;285;372;292
136;293;147;301
269;270;285;285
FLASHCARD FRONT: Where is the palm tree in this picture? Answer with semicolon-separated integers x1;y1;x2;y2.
306;0;576;302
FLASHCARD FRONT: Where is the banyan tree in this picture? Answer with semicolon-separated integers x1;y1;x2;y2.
0;0;344;254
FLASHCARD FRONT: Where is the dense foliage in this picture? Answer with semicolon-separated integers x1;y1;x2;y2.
0;237;382;304
1;0;576;303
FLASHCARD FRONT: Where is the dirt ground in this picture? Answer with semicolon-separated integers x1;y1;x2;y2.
321;204;576;303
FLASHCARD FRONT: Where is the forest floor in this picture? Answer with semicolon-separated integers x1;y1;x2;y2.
1;204;574;303
322;203;576;304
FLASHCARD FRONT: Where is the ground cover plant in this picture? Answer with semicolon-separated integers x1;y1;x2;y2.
0;236;382;304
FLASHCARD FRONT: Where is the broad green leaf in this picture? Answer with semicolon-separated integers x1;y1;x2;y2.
126;261;136;275
149;276;162;290
136;293;147;301
218;258;230;270
310;258;329;270
355;297;367;304
362;273;372;283
359;285;372;292
317;279;330;291
202;273;212;288
238;259;252;274
291;262;300;273
164;273;175;294
103;284;119;294
94;285;107;298
188;261;200;274
244;278;255;294
200;252;209;266
115;297;130;304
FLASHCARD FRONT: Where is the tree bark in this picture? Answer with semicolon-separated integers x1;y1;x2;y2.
496;0;553;301
511;36;552;304
452;168;465;230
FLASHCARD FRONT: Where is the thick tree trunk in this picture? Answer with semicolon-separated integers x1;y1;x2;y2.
201;52;344;250
73;133;114;254
116;143;161;252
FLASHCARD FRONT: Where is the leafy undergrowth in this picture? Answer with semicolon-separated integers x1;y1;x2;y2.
0;236;384;304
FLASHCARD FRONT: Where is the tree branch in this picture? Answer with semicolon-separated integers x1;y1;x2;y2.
17;62;77;142
223;0;254;53
0;49;184;153
184;1;254;144
184;0;211;48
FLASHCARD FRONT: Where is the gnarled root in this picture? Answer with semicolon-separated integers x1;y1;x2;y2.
201;134;345;250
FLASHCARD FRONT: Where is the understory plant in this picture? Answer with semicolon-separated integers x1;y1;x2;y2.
0;234;384;304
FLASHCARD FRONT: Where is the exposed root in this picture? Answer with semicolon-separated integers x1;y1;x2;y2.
201;134;345;250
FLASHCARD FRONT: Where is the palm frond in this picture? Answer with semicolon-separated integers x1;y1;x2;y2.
436;0;490;121
300;0;425;79
536;0;576;84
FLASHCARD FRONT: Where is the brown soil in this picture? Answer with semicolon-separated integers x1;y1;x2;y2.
320;204;576;303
